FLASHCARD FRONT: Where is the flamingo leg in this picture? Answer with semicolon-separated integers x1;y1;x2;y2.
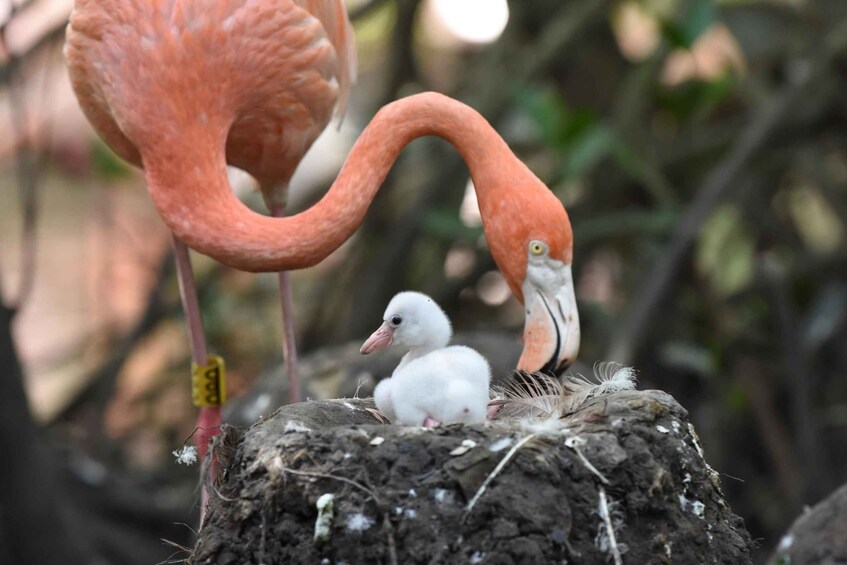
423;417;441;428
172;236;220;525
270;204;301;404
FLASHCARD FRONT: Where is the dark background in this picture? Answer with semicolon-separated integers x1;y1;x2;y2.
1;0;846;562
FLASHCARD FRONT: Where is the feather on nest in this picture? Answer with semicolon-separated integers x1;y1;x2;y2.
491;362;638;420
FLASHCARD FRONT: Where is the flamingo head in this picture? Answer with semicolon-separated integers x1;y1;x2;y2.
477;170;580;375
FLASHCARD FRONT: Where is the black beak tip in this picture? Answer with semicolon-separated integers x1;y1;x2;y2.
539;357;571;378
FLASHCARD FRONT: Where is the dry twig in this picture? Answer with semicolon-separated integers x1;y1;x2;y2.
462;433;536;522
597;487;623;565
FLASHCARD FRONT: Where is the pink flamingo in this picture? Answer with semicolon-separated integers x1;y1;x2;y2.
65;0;354;464
65;0;580;519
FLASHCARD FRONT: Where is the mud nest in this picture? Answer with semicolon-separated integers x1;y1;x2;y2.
769;482;847;564
191;390;752;564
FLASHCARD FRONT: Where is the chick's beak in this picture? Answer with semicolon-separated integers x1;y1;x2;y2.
360;321;394;354
517;268;581;375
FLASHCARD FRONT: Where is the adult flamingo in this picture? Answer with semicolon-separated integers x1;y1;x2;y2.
65;0;579;465
65;0;355;467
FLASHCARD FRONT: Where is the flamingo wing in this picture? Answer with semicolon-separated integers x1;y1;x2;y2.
294;0;357;120
65;0;355;186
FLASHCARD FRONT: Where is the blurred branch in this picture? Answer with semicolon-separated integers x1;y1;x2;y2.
796;149;847;225
735;358;804;510
728;252;847;303
608;47;680;207
0;7;61;311
0;9;87;561
50;252;178;427
0;9;65;84
761;259;827;499
377;0;421;106
608;18;847;364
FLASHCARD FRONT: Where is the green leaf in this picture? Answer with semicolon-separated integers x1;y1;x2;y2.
659;72;736;122
515;85;600;149
561;125;616;180
660;0;716;49
514;86;569;147
696;205;755;296
685;0;716;45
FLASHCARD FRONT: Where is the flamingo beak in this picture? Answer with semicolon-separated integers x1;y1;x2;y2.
360;322;395;354
517;266;581;375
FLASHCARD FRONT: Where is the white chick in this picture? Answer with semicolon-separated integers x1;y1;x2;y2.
361;292;491;426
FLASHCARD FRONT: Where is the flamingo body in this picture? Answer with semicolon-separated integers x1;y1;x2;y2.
375;346;491;426
65;0;355;204
64;0;356;518
66;0;579;377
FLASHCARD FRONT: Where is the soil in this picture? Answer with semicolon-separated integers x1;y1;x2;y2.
191;391;752;564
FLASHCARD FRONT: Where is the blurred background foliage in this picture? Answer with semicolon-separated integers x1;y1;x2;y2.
1;0;847;562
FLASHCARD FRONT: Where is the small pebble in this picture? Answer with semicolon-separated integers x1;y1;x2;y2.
450;439;478;456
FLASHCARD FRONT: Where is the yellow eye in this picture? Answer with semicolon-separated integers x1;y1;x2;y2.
529;240;547;256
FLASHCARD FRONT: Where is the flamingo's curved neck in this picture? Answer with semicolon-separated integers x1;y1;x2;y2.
143;93;525;272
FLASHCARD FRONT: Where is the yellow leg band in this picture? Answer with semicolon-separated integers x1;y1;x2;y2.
192;355;227;407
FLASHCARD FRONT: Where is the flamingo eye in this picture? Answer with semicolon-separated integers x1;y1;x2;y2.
391;315;403;326
529;240;547;256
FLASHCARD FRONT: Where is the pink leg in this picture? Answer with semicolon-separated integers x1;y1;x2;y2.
423;417;441;428
487;400;502;420
172;236;220;526
270;204;301;405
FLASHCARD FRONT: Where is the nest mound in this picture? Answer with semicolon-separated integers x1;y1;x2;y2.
191;391;752;564
770;482;847;564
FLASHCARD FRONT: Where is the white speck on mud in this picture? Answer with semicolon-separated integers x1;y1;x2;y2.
434;489;454;505
284;421;311;433
678;495;705;518
345;513;375;532
488;437;513;452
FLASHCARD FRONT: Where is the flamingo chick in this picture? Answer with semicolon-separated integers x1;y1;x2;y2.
361;292;491;427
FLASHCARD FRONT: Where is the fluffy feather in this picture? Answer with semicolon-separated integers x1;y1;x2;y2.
492;362;637;421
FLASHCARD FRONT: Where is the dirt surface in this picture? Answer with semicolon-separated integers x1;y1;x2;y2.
769;482;847;565
192;391;752;564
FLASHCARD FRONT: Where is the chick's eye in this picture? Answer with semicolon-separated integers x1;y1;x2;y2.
529;240;547;256
391;315;402;326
